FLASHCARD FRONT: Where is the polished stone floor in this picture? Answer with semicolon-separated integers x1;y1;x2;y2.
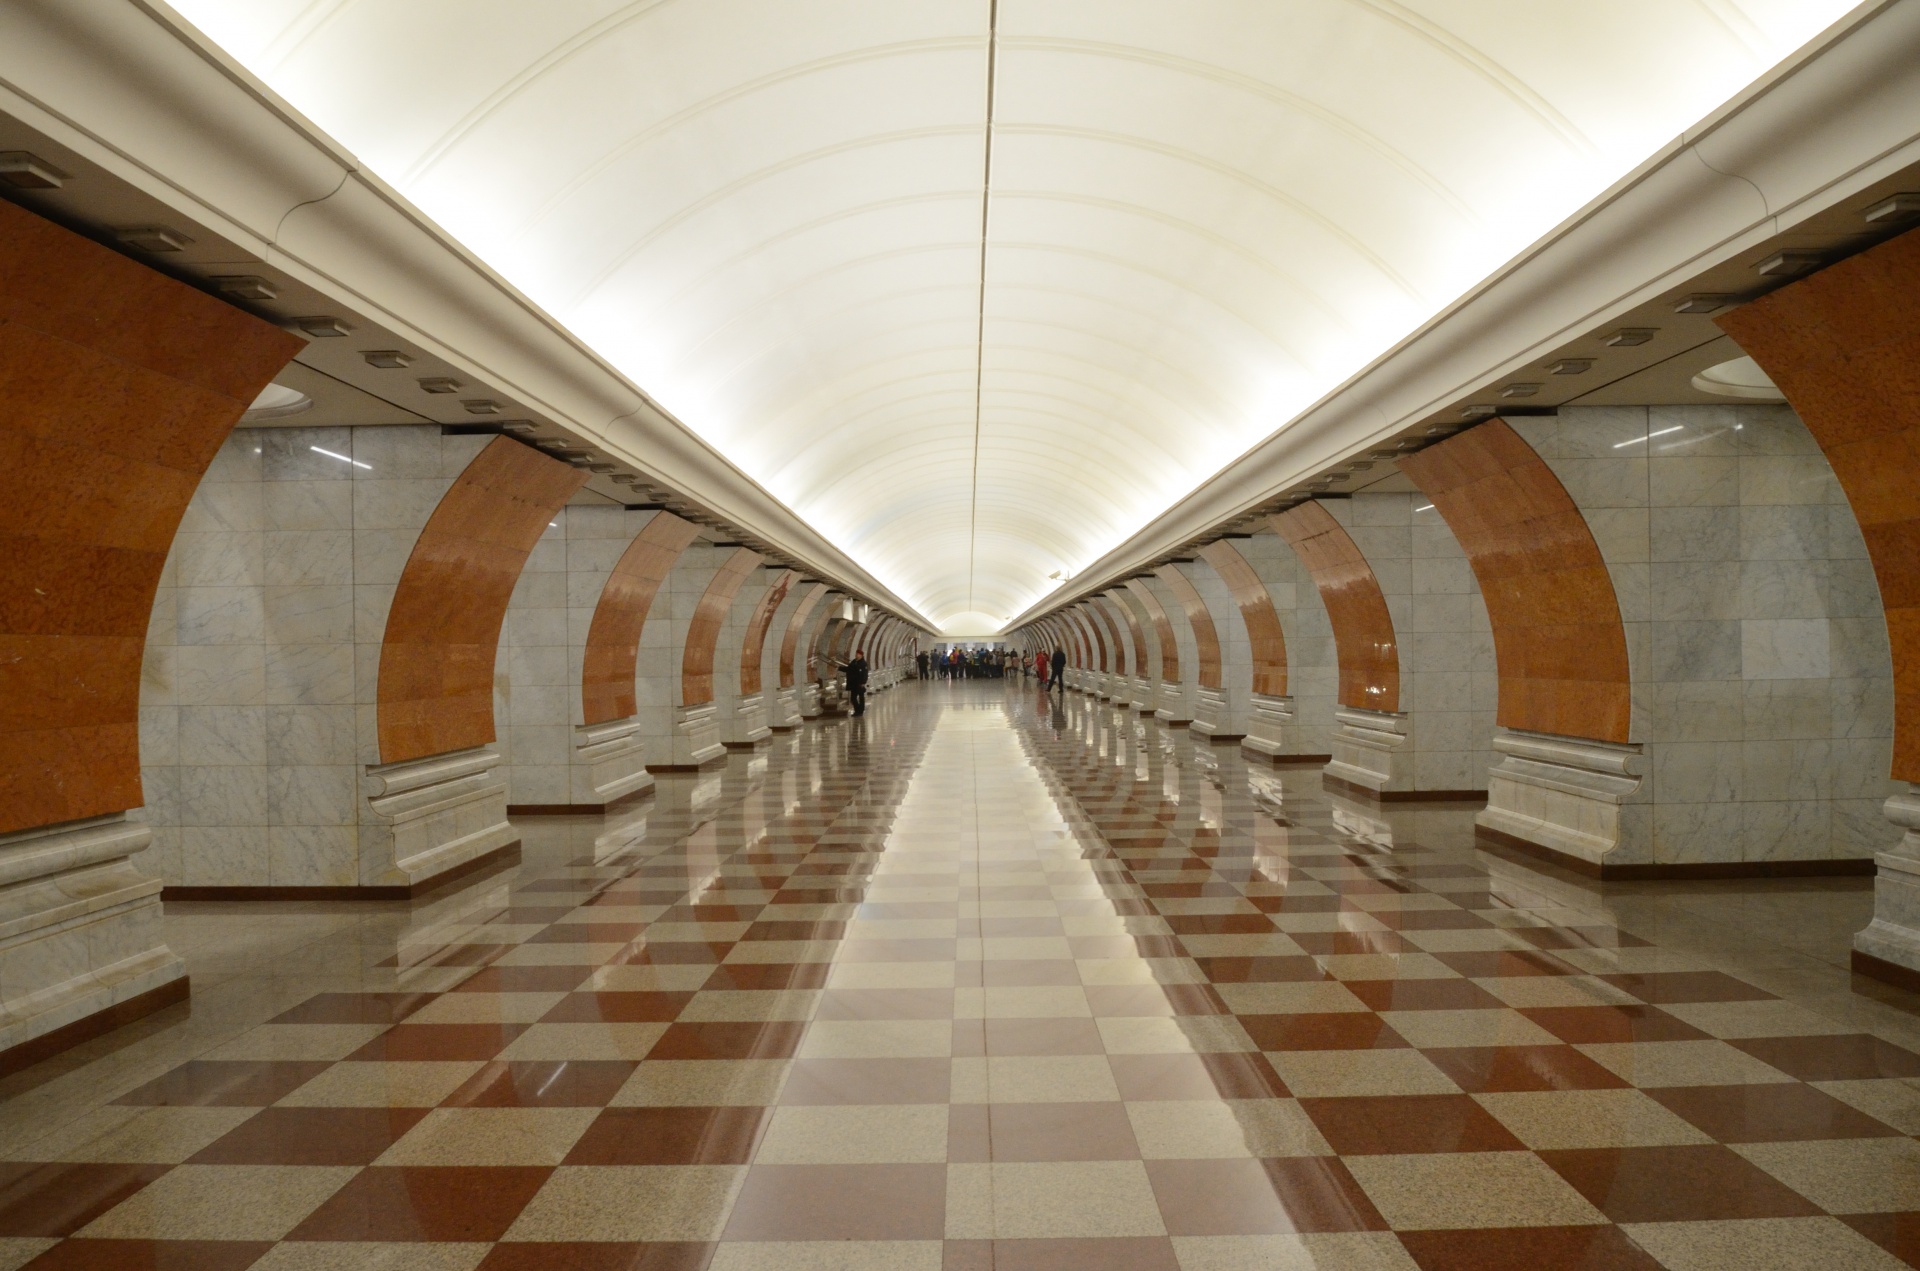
3;682;1919;1270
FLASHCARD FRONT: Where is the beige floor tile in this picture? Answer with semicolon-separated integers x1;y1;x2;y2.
1621;1217;1908;1270
1078;957;1207;985
1814;1078;1920;1134
249;1242;491;1270
1474;1088;1715;1149
1472;975;1641;1009
1098;1015;1257;1054
505;1164;746;1241
12;1105;255;1164
1315;954;1458;980
494;943;628;966
725;940;843;964
845;918;959;939
1554;946;1715;974
951;1055;1122;1103
969;936;1076;961
824;962;956;989
753;1103;948;1163
1399;929;1538;953
1263;1049;1461;1098
277;1061;485;1108
1170;1232;1420;1270
1345;1152;1606;1230
1126;1098;1331;1158
402;992;566;1025
584;966;738;994
204;1024;387;1061
0;1240;59;1271
1213;982;1370;1014
612;1059;792;1106
1735;1136;1920;1213
76;1164;358;1240
1659;999;1859;1039
707;1240;944;1271
1176;935;1303;959
953;986;1090;1018
1576;1040;1796;1088
375;1106;598;1166
1378;1009;1562;1049
799;1020;952;1058
498;1022;668;1060
679;990;822;1022
946;1160;1166;1238
646;922;753;943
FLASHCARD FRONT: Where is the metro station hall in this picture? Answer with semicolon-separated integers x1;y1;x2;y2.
4;3;1920;1269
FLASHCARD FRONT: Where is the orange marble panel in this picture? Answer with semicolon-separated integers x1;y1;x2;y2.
1065;612;1093;670
1155;566;1223;690
779;584;831;688
737;569;793;697
1270;503;1399;712
1399;420;1630;744
1122;579;1181;683
379;439;587;762
1091;600;1132;676
1719;225;1920;778
0;201;299;833
683;548;764;707
1070;608;1108;672
1098;593;1144;680
1197;540;1288;698
581;513;701;724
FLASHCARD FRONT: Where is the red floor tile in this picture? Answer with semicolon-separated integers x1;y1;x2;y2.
1396;1225;1661;1270
188;1107;429;1166
1145;1157;1387;1235
1538;1145;1823;1223
0;1163;170;1237
1840;1213;1920;1266
112;1061;333;1107
1518;1006;1710;1045
268;992;434;1026
647;1022;806;1061
346;1023;528;1062
452;965;596;993
540;992;696;1024
17;1239;274;1270
1421;1045;1630;1093
1729;1033;1920;1081
1237;1012;1407;1051
474;1243;716;1271
1286;931;1412;956
565;1106;770;1165
1646;1082;1902;1142
284;1166;553;1241
1343;979;1504;1012
1300;1094;1526;1154
1189;955;1329;983
1431;950;1580;978
722;1164;947;1239
699;963;831;991
443;1060;639;1108
1596;972;1777;1005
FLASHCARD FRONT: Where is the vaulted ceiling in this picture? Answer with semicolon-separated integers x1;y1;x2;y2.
172;0;1852;634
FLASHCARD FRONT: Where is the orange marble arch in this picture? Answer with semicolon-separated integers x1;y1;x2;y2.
379;438;587;763
0;201;299;833
1719;225;1920;779
738;569;794;697
1099;593;1145;680
1065;612;1094;670
684;548;765;706
1155;565;1223;690
1400;420;1631;743
1073;607;1110;672
1197;540;1289;698
1271;503;1399;712
779;584;831;688
582;512;701;726
1123;578;1181;683
1088;599;1130;677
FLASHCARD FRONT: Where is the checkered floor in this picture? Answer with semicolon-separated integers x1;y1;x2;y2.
2;682;1918;1270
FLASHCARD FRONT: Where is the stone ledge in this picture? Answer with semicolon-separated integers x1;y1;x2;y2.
0;975;189;1080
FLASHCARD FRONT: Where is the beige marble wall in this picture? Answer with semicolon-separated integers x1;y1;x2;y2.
1236;532;1338;757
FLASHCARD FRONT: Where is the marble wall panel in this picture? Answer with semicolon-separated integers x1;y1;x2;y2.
1270;502;1400;712
1096;593;1145;681
580;512;700;724
1197;541;1288;697
779;584;831;688
1122;580;1180;683
1154;565;1222;689
739;570;794;697
681;548;762;707
0;200;299;833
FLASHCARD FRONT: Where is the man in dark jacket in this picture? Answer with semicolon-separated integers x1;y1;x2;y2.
916;650;930;680
1049;647;1066;696
844;650;870;716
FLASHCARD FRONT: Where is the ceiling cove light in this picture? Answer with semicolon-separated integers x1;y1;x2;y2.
168;0;1860;634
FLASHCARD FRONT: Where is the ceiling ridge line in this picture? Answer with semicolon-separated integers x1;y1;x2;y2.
967;0;1000;619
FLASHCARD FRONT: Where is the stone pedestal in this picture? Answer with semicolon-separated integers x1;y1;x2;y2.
799;684;824;719
1155;681;1192;725
570;718;653;806
1131;676;1154;714
1326;707;1413;793
1240;693;1296;758
1854;785;1920;986
0;814;187;1066
1475;729;1648;871
770;687;802;730
1189;688;1246;743
362;746;518;890
657;703;726;768
722;693;770;748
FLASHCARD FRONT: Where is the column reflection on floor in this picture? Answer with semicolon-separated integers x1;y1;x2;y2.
1;682;1918;1271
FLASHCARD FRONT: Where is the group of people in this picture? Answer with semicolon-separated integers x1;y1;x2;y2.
914;647;1020;679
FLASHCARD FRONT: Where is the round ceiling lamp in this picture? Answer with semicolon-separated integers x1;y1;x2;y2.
1691;356;1785;401
241;382;314;421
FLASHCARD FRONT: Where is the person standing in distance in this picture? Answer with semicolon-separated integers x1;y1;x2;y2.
843;649;870;716
1049;646;1066;696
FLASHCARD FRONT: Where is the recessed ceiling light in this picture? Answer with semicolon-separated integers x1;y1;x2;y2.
1673;294;1733;314
1863;193;1920;223
587;462;617;472
1691;355;1785;401
461;398;501;414
116;226;193;252
1602;328;1657;346
1455;406;1493;420
241;382;313;421
1547;358;1593;375
418;377;463;393
1754;249;1822;276
1499;383;1541;398
293;316;351;337
211;275;277;301
0;151;68;189
362;350;413;368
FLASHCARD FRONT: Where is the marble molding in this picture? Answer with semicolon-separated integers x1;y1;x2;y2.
1853;784;1920;983
771;687;803;729
568;717;654;807
1155;681;1192;725
1240;692;1298;758
1476;728;1649;870
1326;706;1414;793
0;815;186;1062
358;746;517;890
662;703;725;769
1190;686;1244;743
1130;676;1155;714
724;693;772;748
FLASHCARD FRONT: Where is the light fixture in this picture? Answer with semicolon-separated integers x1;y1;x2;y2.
418;377;463;393
461;398;501;414
0;151;68;189
362;350;413;369
1456;406;1493;420
311;444;371;470
1691;355;1785;400
211;275;277;301
1754;249;1822;277
1673;294;1733;314
1547;358;1593;375
1601;328;1657;347
293;316;351;338
115;226;193;253
1499;383;1541;398
241;382;313;421
587;462;617;472
1864;193;1920;223
498;420;537;434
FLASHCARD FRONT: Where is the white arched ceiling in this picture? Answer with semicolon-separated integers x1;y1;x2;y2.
175;0;1853;635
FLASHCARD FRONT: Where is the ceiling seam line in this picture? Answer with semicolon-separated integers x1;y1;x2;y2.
968;0;1000;620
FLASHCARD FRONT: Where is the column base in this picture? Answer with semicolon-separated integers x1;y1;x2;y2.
1189;688;1246;742
769;687;803;730
720;693;772;747
1325;707;1413;793
1154;682;1192;725
0;814;188;1074
361;747;519;890
571;716;653;806
1240;694;1294;757
1475;728;1646;871
1854;786;1920;987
